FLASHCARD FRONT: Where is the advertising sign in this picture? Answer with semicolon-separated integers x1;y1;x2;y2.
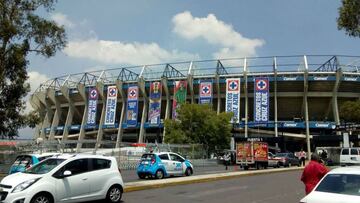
254;77;269;123
172;81;187;119
148;82;162;125
104;86;117;125
226;78;240;123
199;81;212;104
86;88;98;126
126;85;139;127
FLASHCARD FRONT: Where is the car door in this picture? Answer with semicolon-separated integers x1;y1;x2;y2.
53;158;91;202
158;153;171;174
169;153;184;175
340;148;350;164
88;158;112;195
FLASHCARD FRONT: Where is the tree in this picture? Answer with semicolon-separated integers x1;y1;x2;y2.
0;0;66;138
337;0;360;37
339;100;360;122
164;104;233;154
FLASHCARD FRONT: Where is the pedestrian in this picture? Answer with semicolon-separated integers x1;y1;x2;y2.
301;153;329;195
299;149;306;166
224;152;231;170
320;149;328;164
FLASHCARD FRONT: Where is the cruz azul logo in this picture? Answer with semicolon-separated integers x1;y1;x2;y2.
128;86;138;100
89;89;98;99
200;83;212;97
108;87;117;97
255;79;268;91
227;79;239;91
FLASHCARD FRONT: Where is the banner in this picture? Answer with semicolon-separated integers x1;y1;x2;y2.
148;81;162;125
172;81;187;119
126;85;139;127
104;86;118;125
199;80;212;104
226;78;240;123
86;88;98;126
254;77;269;123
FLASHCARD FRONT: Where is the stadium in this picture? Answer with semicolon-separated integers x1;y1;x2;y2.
29;55;360;153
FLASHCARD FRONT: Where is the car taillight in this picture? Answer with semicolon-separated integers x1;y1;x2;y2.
151;158;156;165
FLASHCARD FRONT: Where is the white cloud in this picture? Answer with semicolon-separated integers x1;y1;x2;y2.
51;13;75;28
172;11;265;59
23;71;49;114
63;39;200;65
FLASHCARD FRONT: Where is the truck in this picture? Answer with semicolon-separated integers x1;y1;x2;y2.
236;141;268;170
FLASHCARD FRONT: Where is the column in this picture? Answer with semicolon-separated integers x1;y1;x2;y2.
76;83;88;152
273;57;279;145
115;80;126;148
138;78;148;143
303;55;311;160
162;77;170;143
244;58;248;138
95;82;106;150
48;89;61;140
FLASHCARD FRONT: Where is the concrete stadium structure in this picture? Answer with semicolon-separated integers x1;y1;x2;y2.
29;55;360;153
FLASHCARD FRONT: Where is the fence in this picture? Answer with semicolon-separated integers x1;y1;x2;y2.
0;140;219;173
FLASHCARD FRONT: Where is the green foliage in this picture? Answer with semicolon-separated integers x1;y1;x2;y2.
164;104;233;153
337;0;360;37
0;0;66;138
339;100;360;122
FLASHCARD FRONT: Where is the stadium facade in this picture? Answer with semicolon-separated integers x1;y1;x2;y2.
30;55;360;153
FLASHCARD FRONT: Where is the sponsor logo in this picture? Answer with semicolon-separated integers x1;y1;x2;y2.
344;77;358;81
315;123;329;128
313;77;328;81
284;123;297;127
283;77;297;81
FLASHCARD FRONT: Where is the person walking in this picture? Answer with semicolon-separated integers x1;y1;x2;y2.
224;152;231;170
301;153;329;195
299;149;306;166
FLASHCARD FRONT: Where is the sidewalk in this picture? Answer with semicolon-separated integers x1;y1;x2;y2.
124;167;303;192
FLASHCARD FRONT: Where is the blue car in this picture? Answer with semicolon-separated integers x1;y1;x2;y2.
137;152;194;179
8;153;59;174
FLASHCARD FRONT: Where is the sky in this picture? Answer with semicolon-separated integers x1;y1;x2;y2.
20;0;360;139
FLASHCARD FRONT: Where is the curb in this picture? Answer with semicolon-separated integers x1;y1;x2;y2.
124;167;304;192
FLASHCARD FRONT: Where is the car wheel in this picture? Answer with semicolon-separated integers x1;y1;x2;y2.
106;185;122;203
185;167;192;176
138;174;145;179
31;193;53;203
156;169;164;179
276;162;280;168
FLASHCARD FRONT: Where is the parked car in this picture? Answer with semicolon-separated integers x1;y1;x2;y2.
8;153;60;174
0;154;124;203
300;166;360;203
268;152;281;168
275;152;300;167
340;148;360;166
137;152;193;179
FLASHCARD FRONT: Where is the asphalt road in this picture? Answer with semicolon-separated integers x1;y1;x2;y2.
121;164;256;182
121;170;305;203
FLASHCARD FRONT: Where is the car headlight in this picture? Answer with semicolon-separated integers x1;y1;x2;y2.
12;178;41;193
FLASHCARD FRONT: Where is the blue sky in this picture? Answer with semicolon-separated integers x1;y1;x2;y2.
20;0;360;138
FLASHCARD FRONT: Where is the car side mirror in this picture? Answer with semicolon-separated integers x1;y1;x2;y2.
63;170;72;177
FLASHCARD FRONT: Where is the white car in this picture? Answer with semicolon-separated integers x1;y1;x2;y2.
300;166;360;203
0;154;124;203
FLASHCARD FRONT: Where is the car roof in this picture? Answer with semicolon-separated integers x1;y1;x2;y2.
328;166;360;175
46;153;112;160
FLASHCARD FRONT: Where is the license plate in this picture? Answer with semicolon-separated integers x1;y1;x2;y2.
142;161;149;165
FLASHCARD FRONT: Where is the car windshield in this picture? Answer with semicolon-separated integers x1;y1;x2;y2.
24;158;65;174
141;154;155;161
13;155;32;167
275;153;288;157
315;174;360;196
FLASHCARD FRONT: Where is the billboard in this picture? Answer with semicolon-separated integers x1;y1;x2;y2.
199;80;212;104
254;77;269;123
126;85;139;127
226;78;240;123
148;81;162;125
104;86;117;125
172;81;187;119
86;88;98;126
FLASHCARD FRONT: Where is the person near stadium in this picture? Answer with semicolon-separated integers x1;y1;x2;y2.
301;153;329;194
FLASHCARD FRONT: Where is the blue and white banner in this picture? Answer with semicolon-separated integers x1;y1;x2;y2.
199;81;212;104
148;82;162;125
254;77;269;123
126;85;139;127
104;86;118;125
86;88;98;126
226;78;240;123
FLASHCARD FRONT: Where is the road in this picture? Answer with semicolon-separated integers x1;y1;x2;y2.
121;164;237;182
121;170;305;203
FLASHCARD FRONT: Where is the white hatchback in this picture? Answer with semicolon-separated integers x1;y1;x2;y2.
300;166;360;203
0;154;124;203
